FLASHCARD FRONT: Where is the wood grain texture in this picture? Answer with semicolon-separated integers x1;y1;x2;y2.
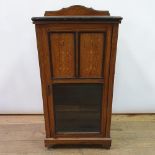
35;25;51;138
79;33;104;78
106;24;119;137
49;33;75;78
45;137;111;148
52;79;104;84
35;25;55;138
33;5;122;147
0;115;155;155
100;27;113;137
44;5;110;16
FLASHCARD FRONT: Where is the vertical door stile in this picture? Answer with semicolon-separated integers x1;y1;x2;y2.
101;27;113;137
75;32;79;78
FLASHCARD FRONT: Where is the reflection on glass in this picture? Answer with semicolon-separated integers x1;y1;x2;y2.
53;84;102;133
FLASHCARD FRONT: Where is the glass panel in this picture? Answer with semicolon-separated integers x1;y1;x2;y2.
53;84;102;133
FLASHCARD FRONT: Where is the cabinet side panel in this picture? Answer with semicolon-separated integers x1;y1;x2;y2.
106;24;119;137
79;33;105;78
49;33;75;78
35;25;51;137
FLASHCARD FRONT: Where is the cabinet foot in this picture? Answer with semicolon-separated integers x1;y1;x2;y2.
45;137;111;149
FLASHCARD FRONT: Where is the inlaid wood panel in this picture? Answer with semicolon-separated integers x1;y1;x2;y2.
49;33;75;78
79;33;105;78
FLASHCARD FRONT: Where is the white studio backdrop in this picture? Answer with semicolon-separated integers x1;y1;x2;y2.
0;0;155;114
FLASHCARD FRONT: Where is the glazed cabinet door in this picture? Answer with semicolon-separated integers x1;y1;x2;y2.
53;83;103;133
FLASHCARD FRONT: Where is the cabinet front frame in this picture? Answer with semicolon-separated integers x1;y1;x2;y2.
35;23;113;138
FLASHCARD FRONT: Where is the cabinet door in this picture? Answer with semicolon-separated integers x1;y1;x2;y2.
49;32;75;79
79;32;105;78
53;83;102;133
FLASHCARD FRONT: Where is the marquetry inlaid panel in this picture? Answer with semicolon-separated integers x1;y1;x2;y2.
79;33;105;78
49;33;75;78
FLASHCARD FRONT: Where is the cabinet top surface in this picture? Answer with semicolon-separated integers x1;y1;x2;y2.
31;5;122;24
32;16;122;24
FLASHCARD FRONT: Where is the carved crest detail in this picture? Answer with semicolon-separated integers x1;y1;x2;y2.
44;5;110;16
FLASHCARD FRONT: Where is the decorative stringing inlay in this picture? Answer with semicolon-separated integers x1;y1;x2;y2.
49;33;75;78
79;32;105;78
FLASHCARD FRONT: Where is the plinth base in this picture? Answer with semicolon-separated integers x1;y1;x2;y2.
45;137;111;149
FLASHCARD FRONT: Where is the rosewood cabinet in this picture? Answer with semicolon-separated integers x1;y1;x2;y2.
32;5;122;148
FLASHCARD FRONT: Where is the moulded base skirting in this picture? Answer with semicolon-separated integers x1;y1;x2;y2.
45;137;112;149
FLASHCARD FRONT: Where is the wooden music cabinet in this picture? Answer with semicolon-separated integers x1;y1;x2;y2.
32;5;122;148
